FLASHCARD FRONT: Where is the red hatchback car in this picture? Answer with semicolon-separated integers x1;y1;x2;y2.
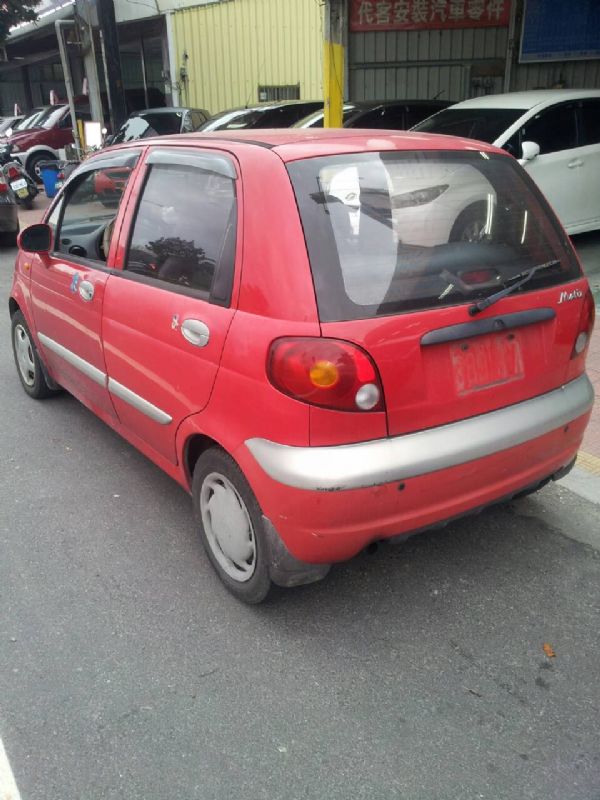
9;130;595;602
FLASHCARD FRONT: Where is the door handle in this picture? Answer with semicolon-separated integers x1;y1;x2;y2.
567;159;584;169
181;318;210;347
78;280;94;302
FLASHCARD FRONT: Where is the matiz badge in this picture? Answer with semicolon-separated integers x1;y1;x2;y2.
558;289;583;303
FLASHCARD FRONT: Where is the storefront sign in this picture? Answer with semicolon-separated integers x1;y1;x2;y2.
350;0;511;31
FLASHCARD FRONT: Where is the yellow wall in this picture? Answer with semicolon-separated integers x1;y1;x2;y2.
172;0;323;114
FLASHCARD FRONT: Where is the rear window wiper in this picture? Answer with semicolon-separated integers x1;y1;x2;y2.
468;260;560;316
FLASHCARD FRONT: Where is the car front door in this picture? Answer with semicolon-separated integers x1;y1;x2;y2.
101;147;239;464
577;98;600;231
517;102;583;230
29;150;141;421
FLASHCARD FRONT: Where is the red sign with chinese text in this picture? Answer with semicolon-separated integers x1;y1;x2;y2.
350;0;511;31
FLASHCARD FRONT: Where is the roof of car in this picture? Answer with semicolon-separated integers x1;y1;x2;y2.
124;128;504;161
208;100;321;116
132;107;205;115
451;89;600;111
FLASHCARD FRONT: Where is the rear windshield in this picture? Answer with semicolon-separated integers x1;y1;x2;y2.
412;108;523;143
112;113;182;143
287;150;580;322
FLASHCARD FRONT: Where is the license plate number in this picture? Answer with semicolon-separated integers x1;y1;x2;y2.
11;178;27;191
451;333;524;395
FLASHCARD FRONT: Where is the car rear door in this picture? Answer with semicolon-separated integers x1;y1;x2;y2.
101;146;239;464
29;150;141;421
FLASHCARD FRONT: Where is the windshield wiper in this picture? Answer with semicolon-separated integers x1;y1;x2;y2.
468;260;560;316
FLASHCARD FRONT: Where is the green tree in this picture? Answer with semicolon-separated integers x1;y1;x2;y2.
0;0;38;45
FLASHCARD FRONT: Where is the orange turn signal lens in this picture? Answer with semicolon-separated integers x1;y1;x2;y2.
309;360;339;387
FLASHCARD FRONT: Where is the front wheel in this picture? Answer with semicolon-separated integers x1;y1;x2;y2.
449;202;488;243
11;310;57;399
192;448;272;603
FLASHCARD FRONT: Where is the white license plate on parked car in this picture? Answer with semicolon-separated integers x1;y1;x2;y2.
11;178;27;192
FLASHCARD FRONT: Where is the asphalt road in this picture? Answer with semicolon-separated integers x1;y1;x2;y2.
1;245;599;800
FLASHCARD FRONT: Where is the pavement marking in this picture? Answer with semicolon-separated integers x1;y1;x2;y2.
577;450;600;476
0;737;21;800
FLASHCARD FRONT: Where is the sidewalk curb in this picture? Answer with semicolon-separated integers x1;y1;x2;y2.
558;464;600;506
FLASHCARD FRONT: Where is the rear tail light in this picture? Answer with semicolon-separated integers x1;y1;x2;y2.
460;268;499;286
7;166;19;179
0;179;8;194
268;337;384;412
571;288;595;358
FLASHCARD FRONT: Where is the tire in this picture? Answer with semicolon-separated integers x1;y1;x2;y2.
21;196;34;210
450;202;488;243
0;228;18;247
192;447;272;604
26;152;56;185
11;310;56;399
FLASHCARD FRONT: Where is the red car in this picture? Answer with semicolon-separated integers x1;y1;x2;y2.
9;130;595;602
3;105;90;182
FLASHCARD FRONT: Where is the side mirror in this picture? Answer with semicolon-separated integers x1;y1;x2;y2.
19;223;52;254
520;140;540;163
5;127;12;138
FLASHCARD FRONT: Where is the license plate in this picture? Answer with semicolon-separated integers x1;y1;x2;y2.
10;178;27;191
451;333;524;395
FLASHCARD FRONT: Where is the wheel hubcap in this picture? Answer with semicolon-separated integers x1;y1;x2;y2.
14;324;35;386
200;472;256;582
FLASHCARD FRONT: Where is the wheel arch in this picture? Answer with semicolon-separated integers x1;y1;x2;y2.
9;296;20;317
182;433;227;490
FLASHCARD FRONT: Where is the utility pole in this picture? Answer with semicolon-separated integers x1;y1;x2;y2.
76;0;105;128
323;0;345;128
96;0;128;131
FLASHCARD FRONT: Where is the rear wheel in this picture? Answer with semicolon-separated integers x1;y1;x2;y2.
192;447;272;603
11;310;56;399
26;152;56;185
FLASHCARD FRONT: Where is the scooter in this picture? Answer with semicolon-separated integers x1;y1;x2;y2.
0;142;38;209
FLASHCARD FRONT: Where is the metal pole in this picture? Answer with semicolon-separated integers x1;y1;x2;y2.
55;20;83;154
504;0;518;93
77;0;105;128
96;0;128;130
140;35;149;109
323;0;345;128
99;30;114;127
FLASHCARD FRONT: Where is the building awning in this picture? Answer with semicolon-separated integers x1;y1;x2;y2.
7;1;75;44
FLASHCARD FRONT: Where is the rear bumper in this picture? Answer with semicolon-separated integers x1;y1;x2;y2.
246;375;593;491
243;376;594;563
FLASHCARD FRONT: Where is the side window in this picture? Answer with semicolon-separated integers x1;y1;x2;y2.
520;104;577;155
55;160;137;262
580;99;600;145
125;162;237;300
59;113;72;129
354;108;386;128
502;131;520;157
181;111;194;132
191;111;207;129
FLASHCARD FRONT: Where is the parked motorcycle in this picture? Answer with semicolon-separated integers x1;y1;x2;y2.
0;142;38;209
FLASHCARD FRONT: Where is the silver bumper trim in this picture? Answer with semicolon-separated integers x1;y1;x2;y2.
246;375;594;491
38;332;106;387
108;378;172;425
